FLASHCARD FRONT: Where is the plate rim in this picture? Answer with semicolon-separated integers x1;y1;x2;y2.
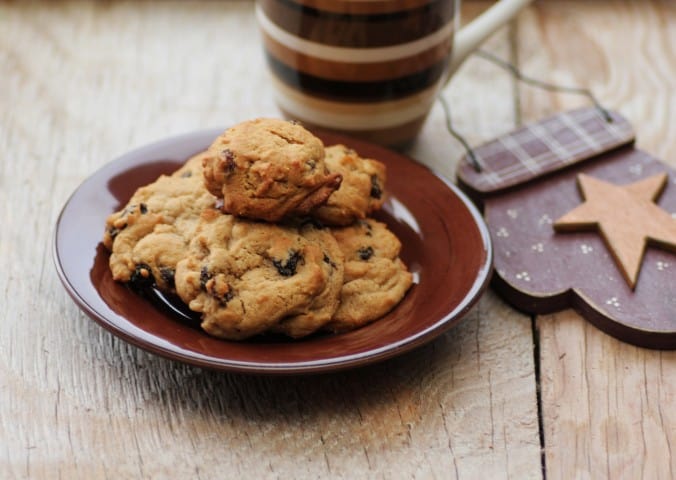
53;128;493;374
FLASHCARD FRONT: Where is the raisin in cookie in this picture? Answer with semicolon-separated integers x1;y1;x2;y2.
174;209;344;340
312;145;387;226
103;152;217;292
325;219;413;333
202;118;342;222
269;221;345;338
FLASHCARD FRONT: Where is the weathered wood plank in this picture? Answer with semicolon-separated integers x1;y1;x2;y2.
516;1;676;479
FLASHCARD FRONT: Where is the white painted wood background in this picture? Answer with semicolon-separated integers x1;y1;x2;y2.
0;1;673;478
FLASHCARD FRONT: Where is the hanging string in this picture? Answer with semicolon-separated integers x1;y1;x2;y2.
475;50;612;122
438;94;482;172
439;49;613;173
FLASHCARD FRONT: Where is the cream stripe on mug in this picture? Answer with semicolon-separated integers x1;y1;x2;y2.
255;4;456;64
269;74;438;130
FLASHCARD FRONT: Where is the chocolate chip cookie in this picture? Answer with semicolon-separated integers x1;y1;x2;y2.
103;151;217;292
312;144;387;226
174;209;344;340
202;118;342;222
325;219;413;333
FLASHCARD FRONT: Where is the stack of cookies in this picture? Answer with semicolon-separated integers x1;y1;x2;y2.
103;118;413;340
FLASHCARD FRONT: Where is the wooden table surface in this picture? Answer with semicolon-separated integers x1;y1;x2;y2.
1;1;674;478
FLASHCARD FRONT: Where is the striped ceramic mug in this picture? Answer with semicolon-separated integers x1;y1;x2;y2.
257;0;532;147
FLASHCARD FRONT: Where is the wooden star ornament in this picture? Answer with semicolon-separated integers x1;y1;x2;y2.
457;107;676;348
553;172;676;289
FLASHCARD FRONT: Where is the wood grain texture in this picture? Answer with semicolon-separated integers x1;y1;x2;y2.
537;311;676;480
0;1;541;478
516;1;676;479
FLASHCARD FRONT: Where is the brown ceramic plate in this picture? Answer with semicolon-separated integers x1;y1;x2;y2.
54;128;492;374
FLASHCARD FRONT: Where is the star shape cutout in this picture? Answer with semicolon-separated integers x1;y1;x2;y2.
553;172;676;289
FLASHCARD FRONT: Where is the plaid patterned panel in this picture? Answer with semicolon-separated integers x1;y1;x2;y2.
457;107;635;196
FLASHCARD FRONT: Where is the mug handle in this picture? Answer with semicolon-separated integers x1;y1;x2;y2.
446;0;533;81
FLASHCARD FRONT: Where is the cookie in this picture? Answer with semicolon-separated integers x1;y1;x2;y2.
202;118;342;222
269;221;345;338
174;209;344;340
325;219;413;333
312;144;387;226
103;151;217;292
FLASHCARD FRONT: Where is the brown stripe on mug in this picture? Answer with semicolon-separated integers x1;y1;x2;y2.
264;51;449;102
259;0;455;47
291;0;434;15
262;32;453;82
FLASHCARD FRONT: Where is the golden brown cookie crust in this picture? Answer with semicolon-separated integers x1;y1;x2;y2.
326;219;413;333
175;210;344;340
103;152;216;292
312;144;387;226
202;118;342;222
269;222;345;338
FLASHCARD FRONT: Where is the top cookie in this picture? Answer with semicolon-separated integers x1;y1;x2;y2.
202;118;342;222
312;144;387;226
